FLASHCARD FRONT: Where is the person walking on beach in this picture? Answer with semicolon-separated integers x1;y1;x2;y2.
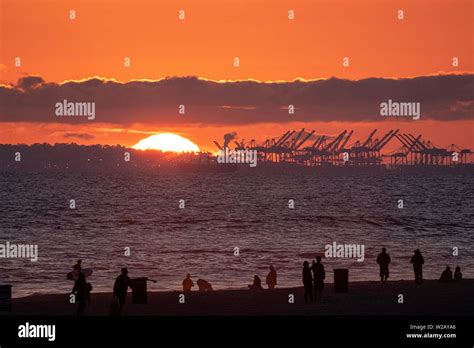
113;268;133;315
72;272;88;316
302;261;313;303
453;266;462;282
376;248;391;284
182;274;194;292
311;256;325;302
266;265;277;289
410;249;424;284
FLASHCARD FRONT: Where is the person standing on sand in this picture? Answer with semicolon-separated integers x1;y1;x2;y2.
113;268;133;315
410;249;424;284
266;265;277;289
376;248;391;284
311;256;325;302
302;261;313;303
453;266;462;282
72;272;88;316
182;274;194;292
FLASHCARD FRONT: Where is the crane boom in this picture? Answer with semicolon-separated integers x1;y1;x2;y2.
371;130;393;150
400;134;421;151
407;133;429;150
315;136;326;149
324;130;347;151
362;129;377;147
407;135;423;152
290;128;306;149
375;129;399;151
331;130;348;151
395;134;410;147
294;130;315;150
277;130;295;148
338;130;353;150
274;131;290;147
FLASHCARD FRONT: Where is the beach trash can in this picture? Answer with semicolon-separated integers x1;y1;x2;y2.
334;269;349;293
0;285;12;310
131;278;148;304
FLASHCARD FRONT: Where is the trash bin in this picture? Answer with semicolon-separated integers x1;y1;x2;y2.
0;285;12;311
334;269;348;293
131;278;148;304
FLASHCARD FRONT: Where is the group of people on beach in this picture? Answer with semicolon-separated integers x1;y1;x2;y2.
182;274;213;292
69;247;464;314
375;248;425;285
439;266;463;283
182;265;278;293
302;256;326;302
297;248;465;304
375;248;462;285
247;265;278;290
69;263;134;316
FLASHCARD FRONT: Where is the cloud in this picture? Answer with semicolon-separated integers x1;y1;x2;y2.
16;76;45;90
1;74;473;125
63;132;95;140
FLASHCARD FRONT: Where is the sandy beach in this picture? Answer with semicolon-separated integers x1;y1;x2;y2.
3;279;473;316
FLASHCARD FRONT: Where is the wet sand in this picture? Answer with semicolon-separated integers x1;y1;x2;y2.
3;279;473;316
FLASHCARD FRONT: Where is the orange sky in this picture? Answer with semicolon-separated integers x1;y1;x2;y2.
0;0;473;150
1;0;472;82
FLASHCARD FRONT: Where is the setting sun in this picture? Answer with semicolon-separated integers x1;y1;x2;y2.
132;133;200;153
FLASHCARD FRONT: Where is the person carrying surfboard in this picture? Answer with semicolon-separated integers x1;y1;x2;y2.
67;260;93;282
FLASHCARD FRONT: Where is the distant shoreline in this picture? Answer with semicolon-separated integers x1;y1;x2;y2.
3;279;473;316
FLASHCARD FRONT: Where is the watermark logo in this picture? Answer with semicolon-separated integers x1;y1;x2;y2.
55;99;95;120
18;322;55;341
217;148;257;167
0;242;38;262
325;242;365;262
380;99;420;120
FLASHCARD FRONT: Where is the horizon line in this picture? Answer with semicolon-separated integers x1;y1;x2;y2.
2;70;474;89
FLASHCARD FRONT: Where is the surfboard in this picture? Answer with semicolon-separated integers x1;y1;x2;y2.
66;268;93;281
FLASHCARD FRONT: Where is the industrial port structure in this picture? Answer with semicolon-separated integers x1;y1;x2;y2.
211;129;473;167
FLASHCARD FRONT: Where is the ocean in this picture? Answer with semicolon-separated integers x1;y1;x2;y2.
1;169;473;297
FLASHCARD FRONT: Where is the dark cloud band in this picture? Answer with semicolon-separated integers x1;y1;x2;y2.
1;74;473;125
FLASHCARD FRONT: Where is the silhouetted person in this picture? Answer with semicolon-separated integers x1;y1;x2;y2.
68;259;83;283
72;272;87;316
439;266;453;283
113;268;132;315
410;249;424;284
453;266;462;282
86;282;93;307
73;259;82;272
248;275;263;290
182;274;194;292
311;256;325;301
197;278;213;291
376;248;391;283
302;261;313;303
266;265;277;289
